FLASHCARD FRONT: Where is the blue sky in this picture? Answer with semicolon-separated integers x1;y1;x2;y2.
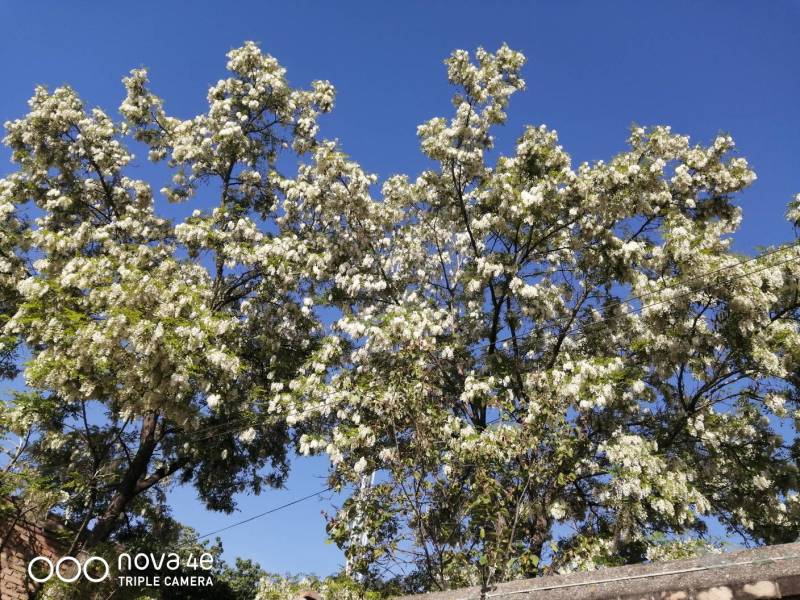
1;0;799;578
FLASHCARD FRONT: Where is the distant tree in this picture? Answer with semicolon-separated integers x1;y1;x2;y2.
279;45;800;592
254;571;390;600
217;558;268;600
197;559;397;600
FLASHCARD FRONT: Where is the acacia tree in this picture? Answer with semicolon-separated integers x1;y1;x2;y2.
0;42;333;550
280;46;800;591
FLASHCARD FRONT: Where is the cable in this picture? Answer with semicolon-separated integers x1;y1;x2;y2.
177;415;501;547
193;486;334;540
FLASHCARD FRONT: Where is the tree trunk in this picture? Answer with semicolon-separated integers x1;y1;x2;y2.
85;411;159;547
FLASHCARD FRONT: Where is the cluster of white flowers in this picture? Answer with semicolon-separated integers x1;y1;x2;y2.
601;433;709;524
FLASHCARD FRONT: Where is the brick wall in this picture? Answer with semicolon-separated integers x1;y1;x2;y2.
1;516;68;600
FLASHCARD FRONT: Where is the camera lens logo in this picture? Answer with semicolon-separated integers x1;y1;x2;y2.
28;556;110;583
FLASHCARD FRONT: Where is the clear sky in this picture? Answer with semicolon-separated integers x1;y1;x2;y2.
1;0;799;578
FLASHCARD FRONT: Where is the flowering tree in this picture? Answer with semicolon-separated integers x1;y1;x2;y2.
2;41;799;597
281;46;800;591
0;42;334;549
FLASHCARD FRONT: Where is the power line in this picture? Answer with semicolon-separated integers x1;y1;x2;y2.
193;486;334;540
179;416;506;545
184;249;800;507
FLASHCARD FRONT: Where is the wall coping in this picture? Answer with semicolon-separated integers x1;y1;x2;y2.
393;542;800;600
